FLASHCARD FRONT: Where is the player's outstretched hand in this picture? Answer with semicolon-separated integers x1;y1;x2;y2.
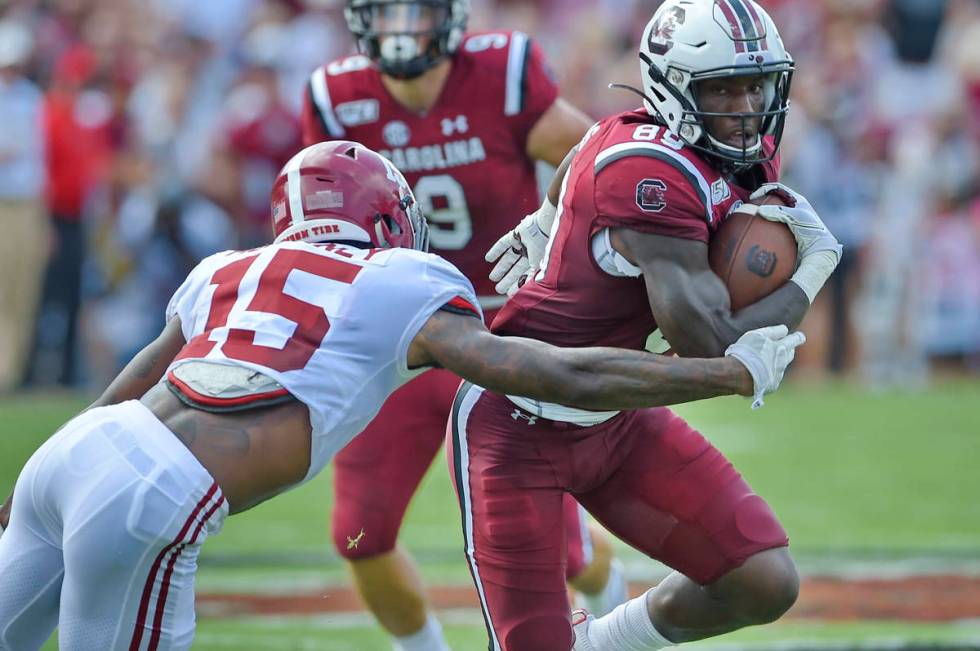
486;202;554;296
724;325;806;409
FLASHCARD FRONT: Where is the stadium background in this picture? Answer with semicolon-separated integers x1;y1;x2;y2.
0;0;978;649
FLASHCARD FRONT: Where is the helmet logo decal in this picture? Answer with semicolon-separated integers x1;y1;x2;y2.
307;189;345;210
636;179;668;213
273;200;289;227
648;6;686;56
383;120;411;147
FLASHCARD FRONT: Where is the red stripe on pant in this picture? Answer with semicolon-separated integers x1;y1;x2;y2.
129;483;220;651
147;493;226;650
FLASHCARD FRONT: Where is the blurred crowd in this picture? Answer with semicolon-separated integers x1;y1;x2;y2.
0;0;977;393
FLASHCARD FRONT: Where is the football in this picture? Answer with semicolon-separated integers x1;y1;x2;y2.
708;193;798;311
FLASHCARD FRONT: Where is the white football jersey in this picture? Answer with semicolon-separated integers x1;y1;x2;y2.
164;241;481;483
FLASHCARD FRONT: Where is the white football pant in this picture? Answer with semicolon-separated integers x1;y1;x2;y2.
0;400;227;650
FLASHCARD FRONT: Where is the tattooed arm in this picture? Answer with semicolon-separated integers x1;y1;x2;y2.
612;229;809;358
89;317;187;409
408;311;757;411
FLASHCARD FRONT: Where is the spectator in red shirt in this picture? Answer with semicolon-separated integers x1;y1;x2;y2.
26;45;112;387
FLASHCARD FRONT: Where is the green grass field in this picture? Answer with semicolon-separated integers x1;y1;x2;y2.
2;379;979;649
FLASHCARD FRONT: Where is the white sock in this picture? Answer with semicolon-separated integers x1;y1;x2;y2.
392;613;451;651
587;589;674;651
581;558;630;616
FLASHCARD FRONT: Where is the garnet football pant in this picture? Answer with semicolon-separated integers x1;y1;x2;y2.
0;401;227;651
448;383;789;651
331;368;594;579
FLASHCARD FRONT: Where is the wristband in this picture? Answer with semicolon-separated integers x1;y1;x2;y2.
790;249;839;304
724;345;767;410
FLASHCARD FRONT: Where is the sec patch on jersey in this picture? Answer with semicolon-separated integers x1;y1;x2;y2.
709;193;797;311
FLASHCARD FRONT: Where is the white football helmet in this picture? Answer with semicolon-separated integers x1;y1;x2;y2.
345;0;469;79
638;0;794;169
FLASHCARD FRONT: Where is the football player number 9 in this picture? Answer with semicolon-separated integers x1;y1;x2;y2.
413;175;472;250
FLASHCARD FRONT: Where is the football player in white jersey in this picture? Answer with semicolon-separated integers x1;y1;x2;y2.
0;141;804;651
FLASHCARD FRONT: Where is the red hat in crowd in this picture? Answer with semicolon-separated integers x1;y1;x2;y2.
53;45;97;85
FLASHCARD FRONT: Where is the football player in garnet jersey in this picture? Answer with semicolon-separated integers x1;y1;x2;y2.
0;141;804;651
471;2;844;650
300;1;628;647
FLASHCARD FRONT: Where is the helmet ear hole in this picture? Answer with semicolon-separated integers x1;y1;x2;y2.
343;146;358;159
378;214;402;236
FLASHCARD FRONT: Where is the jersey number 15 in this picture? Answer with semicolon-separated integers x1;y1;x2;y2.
178;249;363;372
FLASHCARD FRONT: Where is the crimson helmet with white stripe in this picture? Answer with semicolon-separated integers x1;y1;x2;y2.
345;0;469;79
638;0;793;169
271;141;428;251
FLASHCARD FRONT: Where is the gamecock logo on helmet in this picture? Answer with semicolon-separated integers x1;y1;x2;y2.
648;6;686;55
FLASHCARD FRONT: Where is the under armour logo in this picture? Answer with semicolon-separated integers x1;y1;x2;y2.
346;527;366;550
441;115;469;136
511;409;537;425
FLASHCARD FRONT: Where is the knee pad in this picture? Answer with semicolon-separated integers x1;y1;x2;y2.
331;504;400;560
502;614;574;651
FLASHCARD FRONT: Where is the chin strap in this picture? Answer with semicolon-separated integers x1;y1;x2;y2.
705;132;763;158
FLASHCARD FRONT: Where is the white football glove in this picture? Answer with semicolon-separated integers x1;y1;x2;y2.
750;183;842;261
749;183;843;303
725;324;806;409
486;198;556;296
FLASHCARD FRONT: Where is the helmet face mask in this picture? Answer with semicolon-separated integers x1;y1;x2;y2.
638;0;794;172
345;0;469;79
271;141;429;252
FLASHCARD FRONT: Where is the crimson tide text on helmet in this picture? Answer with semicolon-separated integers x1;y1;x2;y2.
271;141;429;252
345;0;469;79
638;0;794;169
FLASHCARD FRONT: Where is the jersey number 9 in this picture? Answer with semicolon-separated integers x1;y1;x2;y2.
413;175;472;251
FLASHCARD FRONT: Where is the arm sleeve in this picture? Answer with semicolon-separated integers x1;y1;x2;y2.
592;156;711;243
505;34;560;144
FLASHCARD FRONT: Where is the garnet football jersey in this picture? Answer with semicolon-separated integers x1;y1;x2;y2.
301;31;559;308
164;242;480;484
492;109;780;350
